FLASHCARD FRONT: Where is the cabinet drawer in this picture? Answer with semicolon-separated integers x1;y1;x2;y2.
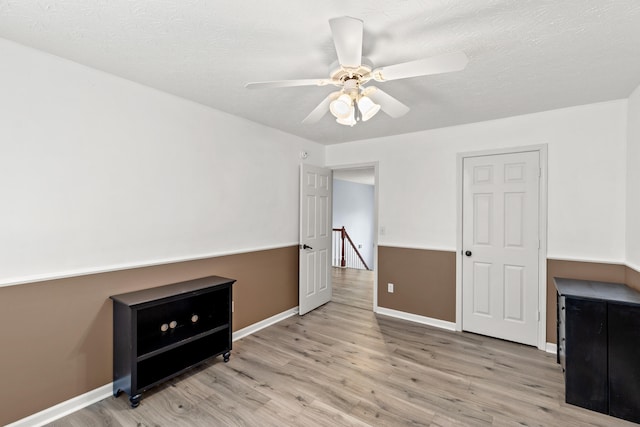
557;316;566;372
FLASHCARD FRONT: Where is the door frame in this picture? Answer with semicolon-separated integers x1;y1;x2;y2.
326;161;379;312
455;144;548;350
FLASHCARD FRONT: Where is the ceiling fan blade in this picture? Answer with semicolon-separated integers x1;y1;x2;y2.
245;78;332;89
365;87;410;118
373;52;468;82
302;92;341;124
329;16;363;68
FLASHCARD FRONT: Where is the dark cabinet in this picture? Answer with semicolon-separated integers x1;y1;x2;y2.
110;275;235;407
555;278;640;424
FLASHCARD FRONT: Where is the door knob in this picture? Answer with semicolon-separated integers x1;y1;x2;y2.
303;244;313;250
465;250;472;257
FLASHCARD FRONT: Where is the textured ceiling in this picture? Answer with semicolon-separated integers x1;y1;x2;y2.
1;0;640;144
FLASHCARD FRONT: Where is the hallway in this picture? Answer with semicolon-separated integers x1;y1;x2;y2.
331;267;374;310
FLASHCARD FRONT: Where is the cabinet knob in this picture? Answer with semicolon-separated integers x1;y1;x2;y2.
169;321;177;329
160;323;169;332
191;314;199;323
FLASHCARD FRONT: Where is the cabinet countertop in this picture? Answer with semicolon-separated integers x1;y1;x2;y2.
554;277;640;306
110;275;235;307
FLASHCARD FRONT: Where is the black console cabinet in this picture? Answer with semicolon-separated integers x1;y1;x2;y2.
555;278;640;423
110;275;235;407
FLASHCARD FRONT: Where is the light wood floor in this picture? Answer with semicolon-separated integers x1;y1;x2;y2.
49;268;634;426
331;267;374;310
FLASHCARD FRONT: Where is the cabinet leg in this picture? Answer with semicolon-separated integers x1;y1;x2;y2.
223;351;231;363
114;389;122;398
129;394;141;408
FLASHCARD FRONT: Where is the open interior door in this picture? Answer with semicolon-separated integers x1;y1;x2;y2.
299;164;332;315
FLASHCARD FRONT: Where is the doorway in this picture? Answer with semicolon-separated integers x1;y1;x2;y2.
331;165;377;311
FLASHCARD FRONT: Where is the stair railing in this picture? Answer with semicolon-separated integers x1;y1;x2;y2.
332;226;370;270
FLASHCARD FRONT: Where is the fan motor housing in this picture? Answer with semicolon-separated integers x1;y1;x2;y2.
329;58;373;85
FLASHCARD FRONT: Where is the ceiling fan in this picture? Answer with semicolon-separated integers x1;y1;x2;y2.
245;16;469;127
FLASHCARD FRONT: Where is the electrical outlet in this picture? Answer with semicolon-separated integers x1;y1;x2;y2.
388;283;394;293
232;301;235;313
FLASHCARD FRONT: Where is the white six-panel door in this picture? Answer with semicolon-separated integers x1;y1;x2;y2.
462;151;540;346
299;164;332;315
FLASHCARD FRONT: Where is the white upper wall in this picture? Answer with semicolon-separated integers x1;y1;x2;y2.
327;100;628;263
2;35;634;284
627;84;640;269
0;38;324;286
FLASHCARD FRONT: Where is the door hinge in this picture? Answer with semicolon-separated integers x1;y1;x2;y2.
538;168;541;178
537;311;540;321
538;239;541;249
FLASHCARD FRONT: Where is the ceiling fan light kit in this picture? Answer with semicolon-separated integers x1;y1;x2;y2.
336;108;357;126
327;77;381;126
245;16;469;127
329;93;353;119
357;95;381;122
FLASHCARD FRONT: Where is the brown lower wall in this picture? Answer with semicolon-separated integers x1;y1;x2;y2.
0;246;298;426
4;245;638;425
378;246;456;322
378;247;638;347
627;265;640;292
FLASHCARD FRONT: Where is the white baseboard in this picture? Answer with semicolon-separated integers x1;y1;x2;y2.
232;306;299;341
545;342;558;354
6;383;113;427
375;307;457;331
8;306;299;427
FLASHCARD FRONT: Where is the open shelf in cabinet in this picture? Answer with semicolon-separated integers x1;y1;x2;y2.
136;286;230;356
137;329;230;390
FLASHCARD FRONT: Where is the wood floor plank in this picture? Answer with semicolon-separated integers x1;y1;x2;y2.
49;268;635;426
